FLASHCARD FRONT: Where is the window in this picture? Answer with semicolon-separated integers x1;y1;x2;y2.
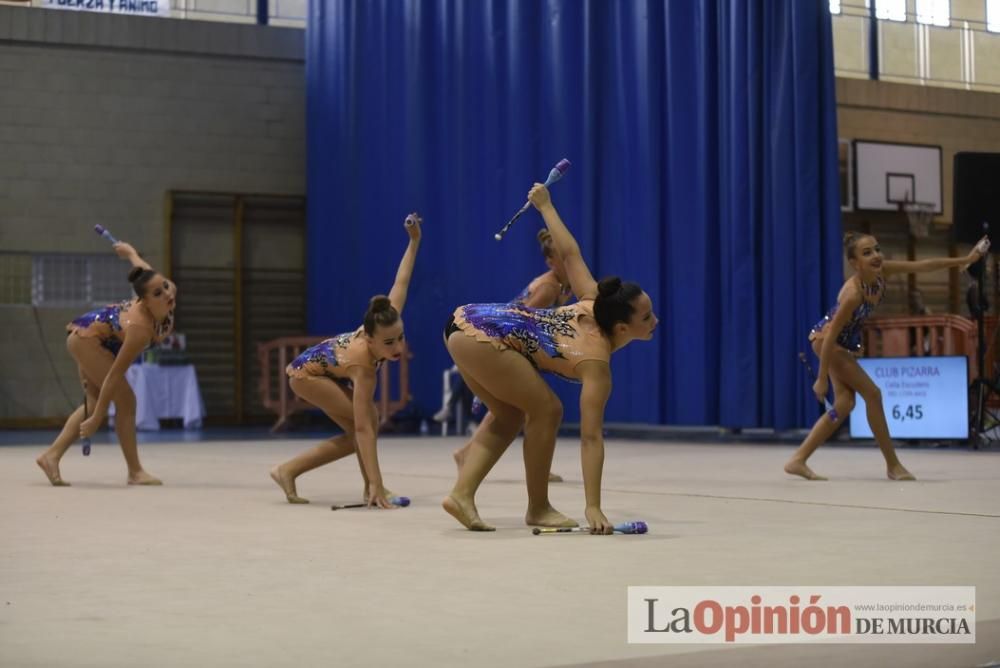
0;253;130;308
989;0;1000;32
875;0;907;21
33;255;129;307
916;0;950;26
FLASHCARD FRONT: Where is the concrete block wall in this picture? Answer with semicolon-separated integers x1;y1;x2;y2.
0;5;304;422
1;5;997;420
832;0;1000;91
836;77;1000;315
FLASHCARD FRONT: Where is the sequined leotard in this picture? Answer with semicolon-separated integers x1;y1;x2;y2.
809;276;885;352
286;327;381;380
67;299;175;356
449;300;610;382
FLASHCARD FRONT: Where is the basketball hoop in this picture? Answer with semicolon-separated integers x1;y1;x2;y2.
903;202;934;238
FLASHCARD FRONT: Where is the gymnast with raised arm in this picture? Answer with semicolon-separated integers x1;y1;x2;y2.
442;184;657;532
785;231;989;481
37;241;176;486
270;214;422;508
451;228;574;483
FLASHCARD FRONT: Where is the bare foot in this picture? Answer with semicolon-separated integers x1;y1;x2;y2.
442;494;495;531
127;471;163;485
784;460;828;481
270;465;308;503
36;454;70;486
525;505;578;528
452;446;467;473
548;472;564;483
888;464;916;481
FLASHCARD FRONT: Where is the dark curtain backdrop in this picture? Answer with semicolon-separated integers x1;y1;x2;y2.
306;0;842;428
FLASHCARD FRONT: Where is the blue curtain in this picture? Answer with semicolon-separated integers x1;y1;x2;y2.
306;0;842;429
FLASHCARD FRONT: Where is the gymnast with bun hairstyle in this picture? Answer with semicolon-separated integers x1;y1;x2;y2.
441;184;658;533
784;231;990;481
36;241;176;486
270;214;422;508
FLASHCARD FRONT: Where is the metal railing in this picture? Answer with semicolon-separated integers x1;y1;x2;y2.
832;1;1000;92
171;0;305;28
0;0;305;28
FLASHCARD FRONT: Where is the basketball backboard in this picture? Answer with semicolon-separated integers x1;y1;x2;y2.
853;140;943;213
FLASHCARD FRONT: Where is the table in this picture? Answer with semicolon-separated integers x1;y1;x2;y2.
108;364;205;431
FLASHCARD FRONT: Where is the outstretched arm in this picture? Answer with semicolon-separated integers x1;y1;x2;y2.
527;185;599;300
113;242;153;271
883;236;989;276
577;360;614;535
349;367;395;509
388;213;422;314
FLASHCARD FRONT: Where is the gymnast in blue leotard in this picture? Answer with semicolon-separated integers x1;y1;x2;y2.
785;231;990;482
449;229;574;481
809;274;884;353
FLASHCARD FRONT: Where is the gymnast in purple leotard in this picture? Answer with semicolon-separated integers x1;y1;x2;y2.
784;231;990;482
441;183;659;534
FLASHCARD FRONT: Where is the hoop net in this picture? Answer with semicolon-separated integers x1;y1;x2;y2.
903;202;934;238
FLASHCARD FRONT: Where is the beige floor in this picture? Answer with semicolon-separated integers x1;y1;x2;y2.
1;436;999;668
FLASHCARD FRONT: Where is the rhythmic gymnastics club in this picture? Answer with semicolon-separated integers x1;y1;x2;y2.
494;159;571;241
81;380;91;456
798;352;833;412
80;225;120;455
532;520;648;535
94;224;119;245
331;496;411;510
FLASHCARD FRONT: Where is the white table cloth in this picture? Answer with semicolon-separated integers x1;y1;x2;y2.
108;364;205;431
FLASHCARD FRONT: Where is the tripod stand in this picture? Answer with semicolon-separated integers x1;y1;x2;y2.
968;237;1000;447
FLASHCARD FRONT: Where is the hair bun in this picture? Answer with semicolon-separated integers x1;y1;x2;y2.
597;276;623;298
128;266;144;283
369;295;393;313
363;294;400;336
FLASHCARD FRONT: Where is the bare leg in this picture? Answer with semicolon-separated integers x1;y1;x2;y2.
271;433;356;503
785;346;855;481
521;397;575;526
453;441;469;472
36;401;89;486
37;347;103;486
272;376;358;503
786;344;914;481
456;419;564;482
453;412;496;472
845;374;916;480
109;389;160;485
443;406;520;531
63;334;161;485
442;334;575;530
835;361;914;480
863;400;913;479
784;404;844;481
